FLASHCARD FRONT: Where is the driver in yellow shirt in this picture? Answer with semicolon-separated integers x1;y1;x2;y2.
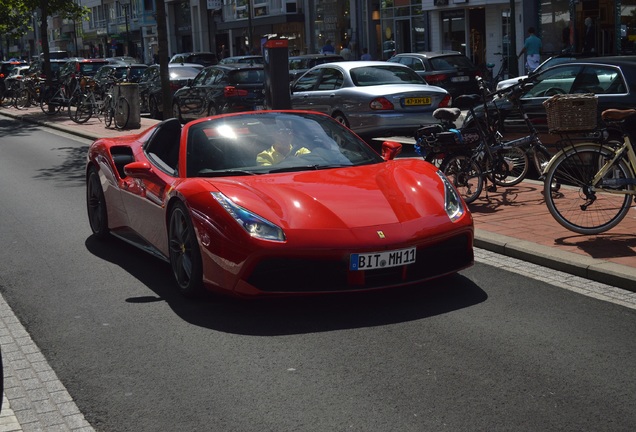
257;128;310;166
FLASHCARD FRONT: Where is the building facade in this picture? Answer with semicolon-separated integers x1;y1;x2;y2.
8;0;636;75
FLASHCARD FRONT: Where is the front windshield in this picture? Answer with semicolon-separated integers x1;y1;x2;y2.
186;112;384;177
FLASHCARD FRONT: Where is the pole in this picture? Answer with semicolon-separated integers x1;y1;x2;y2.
509;0;518;77
124;5;129;56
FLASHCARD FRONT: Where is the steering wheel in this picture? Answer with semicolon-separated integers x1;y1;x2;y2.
543;87;565;96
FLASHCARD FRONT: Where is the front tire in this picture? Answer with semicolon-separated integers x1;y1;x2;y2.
442;154;483;204
544;144;634;234
86;166;109;238
168;202;203;297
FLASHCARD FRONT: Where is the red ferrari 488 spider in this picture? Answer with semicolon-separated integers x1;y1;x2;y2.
86;111;473;297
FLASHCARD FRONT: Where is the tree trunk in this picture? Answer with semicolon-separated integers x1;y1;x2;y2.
155;0;172;120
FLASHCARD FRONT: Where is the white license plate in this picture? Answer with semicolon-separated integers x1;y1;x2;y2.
451;76;469;82
350;247;416;271
254;105;264;110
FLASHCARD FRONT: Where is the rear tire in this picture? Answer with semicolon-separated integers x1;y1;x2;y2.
149;96;161;119
86;166;109;238
488;147;529;187
332;111;349;128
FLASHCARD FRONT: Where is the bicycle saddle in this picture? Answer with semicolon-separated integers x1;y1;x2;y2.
433;107;461;122
453;94;481;110
601;109;636;121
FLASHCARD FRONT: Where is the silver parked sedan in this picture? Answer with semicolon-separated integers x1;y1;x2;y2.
290;61;451;138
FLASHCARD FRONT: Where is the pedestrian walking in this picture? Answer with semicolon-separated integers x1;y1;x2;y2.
360;48;372;61
519;27;542;73
339;43;352;60
321;40;335;54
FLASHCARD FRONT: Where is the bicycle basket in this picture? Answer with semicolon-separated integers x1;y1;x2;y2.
542;93;598;133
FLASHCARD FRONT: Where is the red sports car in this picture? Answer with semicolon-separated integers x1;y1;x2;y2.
86;111;473;297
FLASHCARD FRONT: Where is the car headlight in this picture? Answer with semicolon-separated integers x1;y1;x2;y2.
212;192;285;241
436;171;465;222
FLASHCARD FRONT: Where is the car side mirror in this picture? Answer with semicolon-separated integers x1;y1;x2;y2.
381;140;402;160
124;161;159;180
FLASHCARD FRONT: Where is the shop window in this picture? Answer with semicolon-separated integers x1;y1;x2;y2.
441;10;465;54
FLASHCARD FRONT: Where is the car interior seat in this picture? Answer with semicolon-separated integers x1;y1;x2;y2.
572;71;603;94
144;118;182;174
187;128;224;175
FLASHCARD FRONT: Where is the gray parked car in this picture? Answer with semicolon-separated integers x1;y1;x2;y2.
290;61;451;138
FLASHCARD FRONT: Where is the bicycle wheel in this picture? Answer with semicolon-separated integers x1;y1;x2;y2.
14;88;30;109
488;146;529;187
67;88;84;119
442;154;483;204
70;93;93;124
114;97;130;130
543;144;634;235
40;88;63;115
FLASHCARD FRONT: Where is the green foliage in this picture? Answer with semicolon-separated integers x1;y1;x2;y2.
0;0;86;36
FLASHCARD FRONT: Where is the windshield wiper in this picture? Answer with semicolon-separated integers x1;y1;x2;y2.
199;169;258;177
268;164;351;173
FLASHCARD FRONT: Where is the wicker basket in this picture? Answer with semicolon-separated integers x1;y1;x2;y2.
542;93;598;133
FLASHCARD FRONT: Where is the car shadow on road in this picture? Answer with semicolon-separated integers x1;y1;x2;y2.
86;235;487;336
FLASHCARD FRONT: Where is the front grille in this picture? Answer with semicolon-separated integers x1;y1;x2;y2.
247;233;473;293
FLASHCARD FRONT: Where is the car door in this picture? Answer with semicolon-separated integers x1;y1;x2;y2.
500;63;583;140
120;119;182;253
291;67;345;113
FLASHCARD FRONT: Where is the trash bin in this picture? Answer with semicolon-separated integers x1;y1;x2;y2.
114;83;141;129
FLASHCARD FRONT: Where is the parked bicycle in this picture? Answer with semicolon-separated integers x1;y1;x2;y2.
14;75;42;109
71;76;130;129
543;108;636;234
439;92;530;203
39;79;76;116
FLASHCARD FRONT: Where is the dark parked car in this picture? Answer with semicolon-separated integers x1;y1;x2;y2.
105;56;138;65
288;54;344;81
387;51;480;101
170;52;218;67
23;59;67;85
468;56;636;146
58;58;110;89
172;64;265;123
93;64;148;87
219;55;264;65
138;63;204;119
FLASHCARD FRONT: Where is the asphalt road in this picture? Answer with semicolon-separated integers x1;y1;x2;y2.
1;118;636;431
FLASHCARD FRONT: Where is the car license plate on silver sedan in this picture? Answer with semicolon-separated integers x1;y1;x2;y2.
404;97;431;106
350;247;416;270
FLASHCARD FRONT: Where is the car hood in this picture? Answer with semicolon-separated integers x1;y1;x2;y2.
200;160;452;233
496;75;529;91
